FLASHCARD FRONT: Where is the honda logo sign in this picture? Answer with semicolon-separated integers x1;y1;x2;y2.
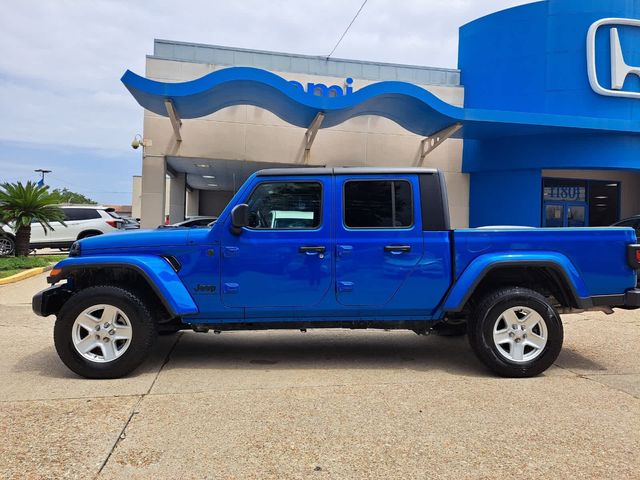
587;18;640;99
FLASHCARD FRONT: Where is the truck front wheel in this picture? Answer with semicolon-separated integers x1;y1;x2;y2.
54;286;157;379
468;287;563;378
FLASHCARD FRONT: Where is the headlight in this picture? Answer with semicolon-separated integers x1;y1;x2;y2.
69;241;81;257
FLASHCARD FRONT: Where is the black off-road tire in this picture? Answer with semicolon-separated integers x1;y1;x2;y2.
468;287;563;378
54;285;157;379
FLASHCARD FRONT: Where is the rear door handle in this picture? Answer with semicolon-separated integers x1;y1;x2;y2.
384;245;411;253
299;246;326;254
337;244;353;256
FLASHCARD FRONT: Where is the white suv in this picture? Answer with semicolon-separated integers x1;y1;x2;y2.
1;205;124;252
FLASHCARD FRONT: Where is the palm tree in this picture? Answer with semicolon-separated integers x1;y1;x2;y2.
0;182;65;256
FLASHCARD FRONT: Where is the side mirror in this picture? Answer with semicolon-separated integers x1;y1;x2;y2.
231;204;249;234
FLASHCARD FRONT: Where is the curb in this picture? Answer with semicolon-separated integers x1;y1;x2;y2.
0;265;52;286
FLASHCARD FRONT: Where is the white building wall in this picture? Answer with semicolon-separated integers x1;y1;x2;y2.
131;176;142;220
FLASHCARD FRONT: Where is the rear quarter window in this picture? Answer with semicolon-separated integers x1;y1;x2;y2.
343;180;413;228
63;208;101;221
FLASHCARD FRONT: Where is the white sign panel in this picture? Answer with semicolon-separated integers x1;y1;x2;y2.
587;18;640;99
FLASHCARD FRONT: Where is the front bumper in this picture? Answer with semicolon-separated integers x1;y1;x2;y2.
32;284;72;317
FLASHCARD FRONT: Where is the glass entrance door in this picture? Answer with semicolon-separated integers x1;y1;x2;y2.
544;202;564;227
543;201;587;227
566;202;587;227
543;178;590;227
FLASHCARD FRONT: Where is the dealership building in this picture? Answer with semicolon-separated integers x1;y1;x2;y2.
126;0;640;229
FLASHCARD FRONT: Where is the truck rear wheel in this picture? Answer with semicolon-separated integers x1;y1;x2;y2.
54;286;157;379
468;287;563;378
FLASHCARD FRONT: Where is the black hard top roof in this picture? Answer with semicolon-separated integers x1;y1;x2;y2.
255;167;439;176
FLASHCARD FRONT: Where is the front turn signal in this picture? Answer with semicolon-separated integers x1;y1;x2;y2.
47;268;63;284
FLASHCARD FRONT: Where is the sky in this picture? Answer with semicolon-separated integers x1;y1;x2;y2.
0;0;530;205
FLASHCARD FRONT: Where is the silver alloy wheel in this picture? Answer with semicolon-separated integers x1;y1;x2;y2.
492;306;548;363
0;237;14;256
72;304;133;363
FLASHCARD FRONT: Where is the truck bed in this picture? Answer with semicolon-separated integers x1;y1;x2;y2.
452;227;637;298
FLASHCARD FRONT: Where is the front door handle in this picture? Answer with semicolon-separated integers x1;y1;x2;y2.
384;245;411;253
299;246;326;254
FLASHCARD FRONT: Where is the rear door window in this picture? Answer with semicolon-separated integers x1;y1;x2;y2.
344;180;413;228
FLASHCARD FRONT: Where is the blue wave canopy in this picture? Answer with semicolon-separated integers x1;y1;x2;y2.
121;67;464;137
121;66;640;138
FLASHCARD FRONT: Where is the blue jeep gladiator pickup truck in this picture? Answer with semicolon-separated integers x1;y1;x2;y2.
33;168;640;379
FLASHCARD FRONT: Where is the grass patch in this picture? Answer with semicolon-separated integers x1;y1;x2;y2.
0;255;68;275
0;269;22;279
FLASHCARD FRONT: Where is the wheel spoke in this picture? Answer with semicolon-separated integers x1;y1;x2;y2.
75;335;98;354
100;341;118;362
76;315;99;332
511;341;525;361
493;330;512;345
101;305;120;324
113;324;132;341
522;311;542;330
525;333;546;350
501;309;519;325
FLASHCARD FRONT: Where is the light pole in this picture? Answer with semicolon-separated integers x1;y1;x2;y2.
34;169;52;184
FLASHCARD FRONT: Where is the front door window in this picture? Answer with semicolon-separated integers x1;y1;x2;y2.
246;182;322;230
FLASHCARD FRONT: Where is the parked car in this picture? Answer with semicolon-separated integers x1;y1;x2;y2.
34;168;640;379
613;215;640;238
119;217;140;230
160;216;218;228
2;205;124;250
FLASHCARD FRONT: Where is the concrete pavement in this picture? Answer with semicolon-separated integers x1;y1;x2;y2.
1;274;638;479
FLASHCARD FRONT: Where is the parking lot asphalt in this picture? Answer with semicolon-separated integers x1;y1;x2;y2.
1;274;638;479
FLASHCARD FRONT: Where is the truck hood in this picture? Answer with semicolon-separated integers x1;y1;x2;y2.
78;228;203;252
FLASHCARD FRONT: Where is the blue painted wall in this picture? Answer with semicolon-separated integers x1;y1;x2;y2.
470;169;542;227
459;0;640;119
464;134;640;173
459;0;640;227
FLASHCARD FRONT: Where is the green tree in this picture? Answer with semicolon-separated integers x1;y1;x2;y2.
0;182;66;256
49;187;97;205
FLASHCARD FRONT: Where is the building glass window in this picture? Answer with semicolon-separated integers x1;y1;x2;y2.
543;179;586;202
245;182;322;230
588;181;620;226
344;180;413;228
542;178;620;228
